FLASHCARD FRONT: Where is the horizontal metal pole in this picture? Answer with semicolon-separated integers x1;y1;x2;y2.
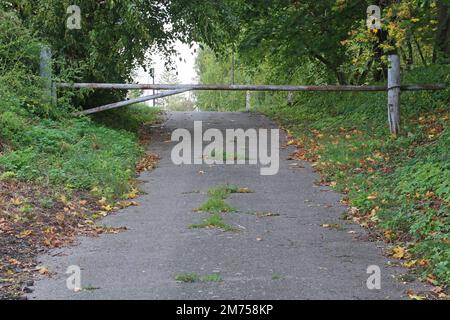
74;88;191;116
57;83;447;92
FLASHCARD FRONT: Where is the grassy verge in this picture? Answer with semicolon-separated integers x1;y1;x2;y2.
259;65;449;289
92;103;161;134
0;103;159;299
0;10;162;299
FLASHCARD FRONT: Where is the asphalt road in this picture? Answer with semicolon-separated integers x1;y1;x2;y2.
29;112;427;299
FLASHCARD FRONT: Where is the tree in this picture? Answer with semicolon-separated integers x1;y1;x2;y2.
159;68;195;111
0;0;211;108
434;0;450;62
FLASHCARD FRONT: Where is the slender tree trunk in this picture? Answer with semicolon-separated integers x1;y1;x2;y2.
336;70;348;85
373;1;389;81
407;37;414;67
413;35;427;66
433;0;450;63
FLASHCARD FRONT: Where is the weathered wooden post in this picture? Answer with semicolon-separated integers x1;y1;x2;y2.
246;91;251;111
387;54;400;135
40;45;56;105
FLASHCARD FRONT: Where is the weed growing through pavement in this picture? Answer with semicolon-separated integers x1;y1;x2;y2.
175;273;223;283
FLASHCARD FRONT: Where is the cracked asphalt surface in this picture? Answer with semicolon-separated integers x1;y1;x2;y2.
29;112;428;300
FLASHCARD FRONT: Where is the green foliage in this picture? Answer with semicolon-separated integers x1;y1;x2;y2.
189;213;235;232
0;10;157;200
175;273;223;283
2;0;210;109
175;273;199;283
0;118;142;198
197;197;237;214
93;103;161;134
195;48;247;111
254;65;449;285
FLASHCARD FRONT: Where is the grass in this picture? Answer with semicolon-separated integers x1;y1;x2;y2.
195;184;253;213
188;213;236;231
175;273;223;283
175;273;199;283
0;117;143;199
191;184;254;230
196;197;237;213
92;103;161;134
195;184;245;213
257;65;450;286
272;273;284;280
200;274;223;282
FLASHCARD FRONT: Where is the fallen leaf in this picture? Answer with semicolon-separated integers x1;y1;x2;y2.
55;212;65;222
391;246;406;259
10;197;23;205
101;205;113;212
367;193;378;200
431;286;443;294
402;260;417;268
8;258;21;266
38;267;49;275
18;229;33;238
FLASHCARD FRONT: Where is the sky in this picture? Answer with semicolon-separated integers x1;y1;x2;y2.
134;41;199;85
133;41;199;105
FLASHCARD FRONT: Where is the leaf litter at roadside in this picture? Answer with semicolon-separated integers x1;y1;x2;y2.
0;149;159;299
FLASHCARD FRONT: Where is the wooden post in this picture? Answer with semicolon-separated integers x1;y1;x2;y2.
246;91;251;111
40;46;56;105
387;54;401;135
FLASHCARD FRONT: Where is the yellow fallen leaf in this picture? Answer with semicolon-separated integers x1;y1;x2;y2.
402;260;417;268
101;205;113;212
392;246;406;259
55;212;65;222
18;229;33;238
287;140;297;145
367;193;378;200
98;197;107;206
408;294;426;300
127;188;139;199
10;197;23;205
59;195;68;204
425;191;435;198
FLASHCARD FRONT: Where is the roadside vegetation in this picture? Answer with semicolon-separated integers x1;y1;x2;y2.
0;9;159;299
193;1;450;294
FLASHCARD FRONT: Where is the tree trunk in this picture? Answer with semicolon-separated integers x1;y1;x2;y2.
433;0;450;63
